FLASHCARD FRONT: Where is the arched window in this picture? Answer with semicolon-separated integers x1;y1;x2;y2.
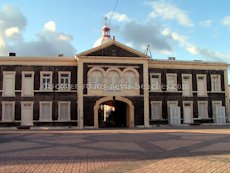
90;70;104;84
107;70;120;85
123;71;136;87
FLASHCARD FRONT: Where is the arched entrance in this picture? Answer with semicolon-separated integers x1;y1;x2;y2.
94;96;134;128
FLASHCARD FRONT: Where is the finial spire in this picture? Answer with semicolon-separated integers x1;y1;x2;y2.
104;16;108;26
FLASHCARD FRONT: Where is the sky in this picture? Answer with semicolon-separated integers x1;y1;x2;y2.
0;0;230;65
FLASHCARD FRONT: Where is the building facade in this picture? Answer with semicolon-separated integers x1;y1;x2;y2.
0;26;229;128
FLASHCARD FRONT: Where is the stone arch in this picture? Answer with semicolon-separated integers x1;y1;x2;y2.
122;67;139;78
105;67;122;76
87;67;106;78
93;96;135;128
87;67;106;85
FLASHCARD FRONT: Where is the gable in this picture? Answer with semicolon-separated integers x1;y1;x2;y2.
87;45;140;57
77;40;150;59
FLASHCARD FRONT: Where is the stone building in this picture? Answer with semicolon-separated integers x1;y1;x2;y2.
0;25;228;128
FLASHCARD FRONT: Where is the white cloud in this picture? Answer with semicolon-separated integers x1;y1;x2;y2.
149;1;194;27
186;45;198;55
0;5;75;56
4;27;20;37
57;34;72;41
222;16;230;28
44;21;56;32
200;19;213;27
106;11;131;22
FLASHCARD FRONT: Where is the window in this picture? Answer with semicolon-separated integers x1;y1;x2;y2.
22;72;34;96
197;75;207;96
40;72;52;90
167;101;178;117
150;73;161;91
107;70;120;85
59;72;71;90
166;74;177;91
211;75;221;92
151;101;162;120
182;74;192;96
212;101;222;118
3;72;15;96
2;102;15;122
58;102;70;121
123;71;137;87
39;102;52;121
198;101;208;119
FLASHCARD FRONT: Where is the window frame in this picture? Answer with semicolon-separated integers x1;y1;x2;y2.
40;71;53;91
211;74;221;92
150;73;161;92
198;101;208;119
22;71;35;97
150;101;163;120
2;71;16;97
196;74;207;96
58;101;71;121
2;102;15;122
166;73;178;91
58;71;71;91
39;101;52;122
182;74;192;96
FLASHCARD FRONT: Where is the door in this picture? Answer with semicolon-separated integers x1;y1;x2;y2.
183;102;193;124
21;102;33;126
23;74;33;96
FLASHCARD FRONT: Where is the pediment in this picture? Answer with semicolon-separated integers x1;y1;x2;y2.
77;40;150;59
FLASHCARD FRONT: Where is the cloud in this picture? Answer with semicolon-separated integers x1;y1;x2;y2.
106;11;131;22
222;16;230;28
44;21;56;32
200;19;213;27
0;5;75;57
162;28;230;62
5;27;20;37
148;1;194;27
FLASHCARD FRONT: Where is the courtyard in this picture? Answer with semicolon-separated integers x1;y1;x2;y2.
0;127;230;173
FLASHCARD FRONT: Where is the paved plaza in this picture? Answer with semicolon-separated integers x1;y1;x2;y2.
0;127;230;173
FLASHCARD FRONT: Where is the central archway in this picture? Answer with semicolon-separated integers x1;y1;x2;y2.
94;96;134;128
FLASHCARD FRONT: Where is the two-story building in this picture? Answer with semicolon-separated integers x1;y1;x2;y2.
0;25;228;128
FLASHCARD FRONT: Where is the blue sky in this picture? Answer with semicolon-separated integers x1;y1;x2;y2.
0;0;230;64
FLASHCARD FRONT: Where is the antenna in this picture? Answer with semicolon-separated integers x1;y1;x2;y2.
144;44;152;59
108;0;119;26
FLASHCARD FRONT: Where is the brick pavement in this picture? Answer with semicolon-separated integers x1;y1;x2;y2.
0;127;229;173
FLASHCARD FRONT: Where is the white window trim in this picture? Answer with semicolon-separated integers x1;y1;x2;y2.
40;71;53;91
211;74;221;92
212;101;222;108
58;101;71;121
2;71;16;97
150;101;163;120
21;71;34;97
196;74;207;97
21;101;34;126
150;73;161;92
167;101;179;115
58;71;71;91
166;73;178;91
183;101;194;122
197;101;208;119
2;102;15;122
182;74;192;97
39;101;52;122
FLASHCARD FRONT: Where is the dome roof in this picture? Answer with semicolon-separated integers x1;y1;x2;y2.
93;25;112;48
93;36;112;48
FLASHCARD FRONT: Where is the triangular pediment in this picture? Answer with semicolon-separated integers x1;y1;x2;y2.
77;40;150;59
